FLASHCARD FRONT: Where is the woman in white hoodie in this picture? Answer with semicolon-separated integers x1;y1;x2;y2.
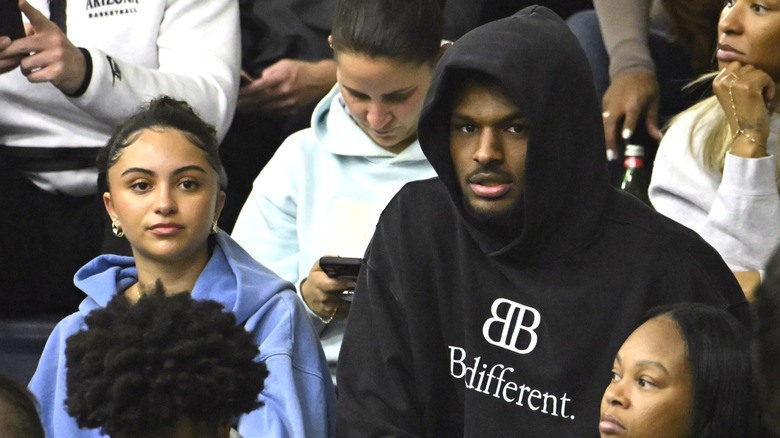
231;0;445;382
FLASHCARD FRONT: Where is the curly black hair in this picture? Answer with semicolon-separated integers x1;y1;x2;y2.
64;285;268;436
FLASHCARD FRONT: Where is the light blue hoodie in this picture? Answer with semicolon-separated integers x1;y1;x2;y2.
28;231;336;438
231;85;437;375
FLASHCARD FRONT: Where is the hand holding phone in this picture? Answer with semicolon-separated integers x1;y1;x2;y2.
299;257;357;322
0;0;25;40
319;256;363;281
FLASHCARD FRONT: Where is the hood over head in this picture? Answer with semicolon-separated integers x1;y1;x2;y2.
311;86;428;162
418;5;610;263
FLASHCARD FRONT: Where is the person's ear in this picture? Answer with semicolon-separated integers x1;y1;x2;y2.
214;190;226;225
328;34;333;49
103;192;116;220
437;40;452;62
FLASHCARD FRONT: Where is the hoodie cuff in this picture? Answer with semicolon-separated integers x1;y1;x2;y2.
63;48;93;98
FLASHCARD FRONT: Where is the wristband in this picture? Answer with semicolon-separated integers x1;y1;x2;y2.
64;48;93;98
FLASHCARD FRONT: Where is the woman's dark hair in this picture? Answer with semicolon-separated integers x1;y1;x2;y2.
753;248;780;433
330;0;443;65
64;285;268;437
0;373;45;438
645;302;759;438
660;0;723;74
97;96;227;191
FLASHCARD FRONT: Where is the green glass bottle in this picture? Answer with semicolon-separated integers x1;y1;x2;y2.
620;144;651;206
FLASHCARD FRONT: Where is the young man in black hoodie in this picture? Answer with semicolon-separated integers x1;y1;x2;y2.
336;6;749;437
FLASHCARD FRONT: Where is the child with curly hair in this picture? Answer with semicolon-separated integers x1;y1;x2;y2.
64;284;268;438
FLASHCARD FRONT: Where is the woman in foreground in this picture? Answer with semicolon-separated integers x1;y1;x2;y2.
599;302;760;437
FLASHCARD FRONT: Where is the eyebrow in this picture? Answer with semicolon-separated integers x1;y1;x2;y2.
450;112;526;124
615;354;671;376
120;165;208;178
342;84;417;99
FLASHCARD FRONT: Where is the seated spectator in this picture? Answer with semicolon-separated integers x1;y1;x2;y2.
600;302;760;437
648;0;780;300
567;0;722;184
29;97;335;438
64;285;268;438
753;246;780;434
335;6;747;436
0;373;44;438
231;0;444;381
0;0;239;316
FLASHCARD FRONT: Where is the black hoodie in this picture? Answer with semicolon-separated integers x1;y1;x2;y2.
337;6;748;437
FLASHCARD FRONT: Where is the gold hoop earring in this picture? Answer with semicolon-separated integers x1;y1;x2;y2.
211;220;219;234
111;219;124;238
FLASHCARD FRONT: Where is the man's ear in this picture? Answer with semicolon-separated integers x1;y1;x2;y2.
437;40;453;61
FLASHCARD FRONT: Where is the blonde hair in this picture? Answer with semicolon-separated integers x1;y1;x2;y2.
672;73;780;192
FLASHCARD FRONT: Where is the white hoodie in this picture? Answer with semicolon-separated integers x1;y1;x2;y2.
232;85;437;370
650;111;780;272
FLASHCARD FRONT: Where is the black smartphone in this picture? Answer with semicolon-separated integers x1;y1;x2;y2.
0;0;24;40
319;256;363;281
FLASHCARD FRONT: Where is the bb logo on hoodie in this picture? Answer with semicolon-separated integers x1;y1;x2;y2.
482;298;540;354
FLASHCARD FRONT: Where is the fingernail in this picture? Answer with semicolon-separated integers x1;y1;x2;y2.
606;149;617;161
622;128;632;140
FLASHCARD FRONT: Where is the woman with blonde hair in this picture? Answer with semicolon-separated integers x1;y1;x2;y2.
649;0;780;300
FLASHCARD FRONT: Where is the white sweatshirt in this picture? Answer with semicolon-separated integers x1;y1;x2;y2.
649;110;780;272
0;0;240;195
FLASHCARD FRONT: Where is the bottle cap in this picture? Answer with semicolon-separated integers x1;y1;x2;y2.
624;144;645;157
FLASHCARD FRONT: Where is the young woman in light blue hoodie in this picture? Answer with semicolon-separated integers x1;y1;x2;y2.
28;97;336;438
231;0;446;383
